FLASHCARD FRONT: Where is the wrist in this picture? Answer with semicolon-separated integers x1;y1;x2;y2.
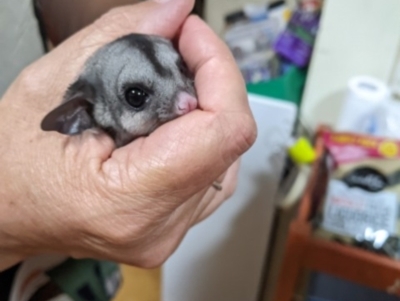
0;191;30;271
0;217;27;271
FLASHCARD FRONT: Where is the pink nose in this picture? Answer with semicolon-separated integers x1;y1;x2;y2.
176;92;198;115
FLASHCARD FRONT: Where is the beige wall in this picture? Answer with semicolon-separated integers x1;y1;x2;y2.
390;48;400;96
300;0;400;130
0;0;44;96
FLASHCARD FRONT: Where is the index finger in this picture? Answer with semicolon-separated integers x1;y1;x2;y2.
178;16;252;114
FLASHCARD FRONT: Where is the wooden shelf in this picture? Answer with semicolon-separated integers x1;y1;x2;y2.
273;127;400;301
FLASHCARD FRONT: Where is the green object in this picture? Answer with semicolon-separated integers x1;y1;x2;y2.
288;137;316;164
47;259;121;301
246;66;307;107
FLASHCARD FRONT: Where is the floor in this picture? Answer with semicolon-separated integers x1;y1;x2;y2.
114;265;160;301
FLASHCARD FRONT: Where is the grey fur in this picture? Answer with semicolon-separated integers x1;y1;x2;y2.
41;33;196;147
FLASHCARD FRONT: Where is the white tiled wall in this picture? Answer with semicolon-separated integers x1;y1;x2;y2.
0;0;44;96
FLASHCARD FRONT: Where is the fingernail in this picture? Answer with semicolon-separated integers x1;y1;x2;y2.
153;0;171;3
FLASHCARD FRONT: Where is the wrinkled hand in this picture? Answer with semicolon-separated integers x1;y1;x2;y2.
0;0;256;271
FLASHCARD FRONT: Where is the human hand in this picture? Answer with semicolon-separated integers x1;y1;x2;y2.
0;0;256;271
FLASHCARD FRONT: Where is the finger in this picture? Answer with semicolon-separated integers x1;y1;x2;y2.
194;159;240;224
159;167;231;232
186;170;228;224
107;17;256;201
156;162;237;232
178;16;252;113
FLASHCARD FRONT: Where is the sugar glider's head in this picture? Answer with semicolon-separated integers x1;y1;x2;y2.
41;34;197;147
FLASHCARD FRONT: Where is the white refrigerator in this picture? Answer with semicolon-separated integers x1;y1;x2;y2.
162;94;297;301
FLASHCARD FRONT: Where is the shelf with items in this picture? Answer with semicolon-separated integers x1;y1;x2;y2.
273;126;400;301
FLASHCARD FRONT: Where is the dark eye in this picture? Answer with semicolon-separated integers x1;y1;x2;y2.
124;87;149;109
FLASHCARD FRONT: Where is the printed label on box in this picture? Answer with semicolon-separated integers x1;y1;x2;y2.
322;179;397;237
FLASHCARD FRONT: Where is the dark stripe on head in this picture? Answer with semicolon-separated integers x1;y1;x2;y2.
122;34;172;78
176;56;192;82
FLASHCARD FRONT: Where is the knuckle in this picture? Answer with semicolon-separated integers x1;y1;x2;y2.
16;65;40;93
97;216;156;249
98;7;124;24
102;227;134;247
92;10;119;33
93;7;137;35
94;218;145;248
134;253;167;269
92;14;117;33
128;235;180;268
224;180;237;199
106;6;124;16
218;171;238;201
120;245;170;269
234;113;257;155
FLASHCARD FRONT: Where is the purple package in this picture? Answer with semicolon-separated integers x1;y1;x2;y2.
274;10;320;67
274;31;313;67
290;10;320;33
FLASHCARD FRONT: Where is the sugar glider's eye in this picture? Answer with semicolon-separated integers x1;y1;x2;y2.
125;87;149;110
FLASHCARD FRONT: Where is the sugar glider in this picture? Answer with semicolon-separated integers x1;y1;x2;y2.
41;33;198;147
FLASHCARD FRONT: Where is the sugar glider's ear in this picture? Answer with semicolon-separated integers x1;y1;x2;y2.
41;78;95;135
